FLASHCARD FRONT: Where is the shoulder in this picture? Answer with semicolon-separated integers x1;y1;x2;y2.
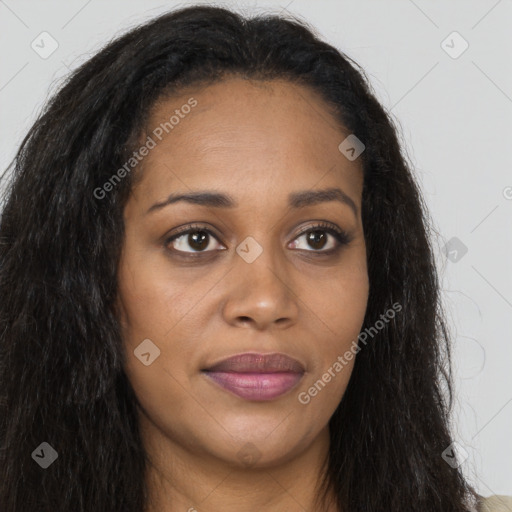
479;495;512;512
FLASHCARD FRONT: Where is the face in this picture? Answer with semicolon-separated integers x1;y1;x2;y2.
117;76;369;469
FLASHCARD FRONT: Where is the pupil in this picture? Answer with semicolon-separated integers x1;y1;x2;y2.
308;230;326;250
189;231;208;251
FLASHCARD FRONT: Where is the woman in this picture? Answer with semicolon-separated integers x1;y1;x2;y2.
0;5;509;511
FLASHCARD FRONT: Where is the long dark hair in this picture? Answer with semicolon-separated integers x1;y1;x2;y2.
0;5;479;511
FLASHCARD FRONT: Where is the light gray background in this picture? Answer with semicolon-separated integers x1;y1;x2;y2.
1;0;511;498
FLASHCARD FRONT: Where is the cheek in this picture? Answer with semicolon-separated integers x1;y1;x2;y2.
298;256;368;405
306;251;369;345
116;250;215;394
117;258;193;422
116;247;208;341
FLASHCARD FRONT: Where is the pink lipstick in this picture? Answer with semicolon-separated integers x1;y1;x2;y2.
202;352;305;401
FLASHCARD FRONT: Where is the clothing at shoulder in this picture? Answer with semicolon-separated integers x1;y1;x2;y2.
479;495;512;512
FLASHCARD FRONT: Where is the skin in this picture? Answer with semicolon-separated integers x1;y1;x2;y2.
117;76;369;512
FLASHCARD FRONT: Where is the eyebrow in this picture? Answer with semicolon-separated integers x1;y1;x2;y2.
146;187;358;218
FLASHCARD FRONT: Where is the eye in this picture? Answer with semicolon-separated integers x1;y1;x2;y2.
290;222;352;253
165;224;224;254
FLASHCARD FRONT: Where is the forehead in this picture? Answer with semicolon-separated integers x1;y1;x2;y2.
130;76;363;212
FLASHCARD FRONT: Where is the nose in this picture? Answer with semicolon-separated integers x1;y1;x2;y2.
221;248;299;331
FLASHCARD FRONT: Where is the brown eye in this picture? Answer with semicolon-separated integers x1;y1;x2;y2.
166;226;224;253
185;230;209;251
305;230;328;250
290;223;352;253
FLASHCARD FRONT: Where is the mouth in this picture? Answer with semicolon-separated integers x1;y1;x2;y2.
201;352;305;401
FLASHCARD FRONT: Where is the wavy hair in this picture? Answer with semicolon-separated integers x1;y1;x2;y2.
0;5;478;511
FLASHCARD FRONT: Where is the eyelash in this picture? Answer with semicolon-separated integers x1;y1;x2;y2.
164;221;352;258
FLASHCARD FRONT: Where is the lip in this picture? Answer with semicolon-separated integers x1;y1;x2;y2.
202;352;305;401
203;352;305;373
